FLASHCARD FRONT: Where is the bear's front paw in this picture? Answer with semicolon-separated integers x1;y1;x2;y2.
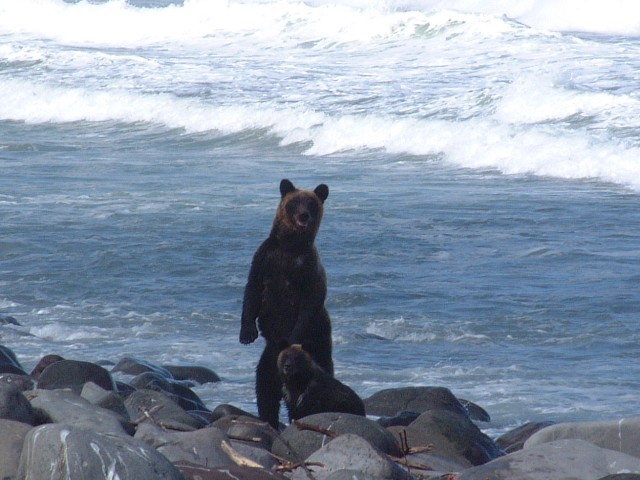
239;324;259;344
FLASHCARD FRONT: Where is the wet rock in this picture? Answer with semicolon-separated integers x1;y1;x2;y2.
364;386;471;419
376;410;421;428
162;365;221;384
210;415;279;450
29;388;133;436
130;371;209;411
17;423;185;480
37;359;116;393
81;381;130;420
124;388;207;431
457;439;640;480
112;356;173;378
458;398;491;422
0;383;35;425
135;422;233;467
210;403;257;422
0;316;20;326
0;373;35;392
495;421;555;453
388;409;503;466
30;354;64;380
0;345;28;375
211;414;278;450
175;463;286;480
0;419;32;480
289;434;411;480
272;412;402;462
524;417;640;458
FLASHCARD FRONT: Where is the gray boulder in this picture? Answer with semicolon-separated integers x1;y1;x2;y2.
37;359;116;393
272;412;402;462
495;421;555;453
364;386;471;419
135;422;233;467
524;418;640;459
174;463;286;480
0;384;35;425
162;365;221;384
0;345;27;376
81;381;130;420
0;374;35;392
0;419;32;480
124;388;207;431
129;371;209;411
112;356;173;378
289;434;410;480
388;409;503;466
211;414;278;450
29;389;133;436
17;423;185;480
457;439;640;480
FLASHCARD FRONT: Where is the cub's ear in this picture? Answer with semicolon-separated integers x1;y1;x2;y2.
314;184;329;203
280;179;296;198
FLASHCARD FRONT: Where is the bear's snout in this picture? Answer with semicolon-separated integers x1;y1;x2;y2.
295;211;311;227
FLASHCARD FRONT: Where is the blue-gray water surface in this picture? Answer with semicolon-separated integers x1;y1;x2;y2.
1;0;639;433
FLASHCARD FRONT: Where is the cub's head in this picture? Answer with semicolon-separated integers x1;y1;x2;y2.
273;179;329;243
277;343;314;384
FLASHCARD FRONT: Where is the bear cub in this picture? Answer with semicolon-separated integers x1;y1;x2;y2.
240;179;334;428
278;344;365;422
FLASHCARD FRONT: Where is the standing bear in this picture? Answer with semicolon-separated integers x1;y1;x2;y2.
240;179;333;428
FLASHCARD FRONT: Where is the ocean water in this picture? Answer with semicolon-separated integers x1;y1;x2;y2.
1;0;639;435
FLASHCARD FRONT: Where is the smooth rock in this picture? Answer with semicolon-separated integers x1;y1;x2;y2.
457;439;640;480
0;374;35;392
135;422;233;467
0;419;32;480
130;371;209;411
211;414;278;450
210;403;257;422
124;388;207;431
37;359;116;393
364;386;471;419
112;356;173;378
30;354;64;380
28;388;133;436
496;421;555;453
272;412;402;462
0;345;28;376
0;316;20;326
17;423;185;480
81;381;130;420
289;434;411;480
376;411;421;428
388;409;503;466
524;418;640;458
162;365;221;384
175;463;286;480
0;383;36;424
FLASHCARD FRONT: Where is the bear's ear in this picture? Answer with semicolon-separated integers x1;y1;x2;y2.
280;179;296;198
314;184;329;203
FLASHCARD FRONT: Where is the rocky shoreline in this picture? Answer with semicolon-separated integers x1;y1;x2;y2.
1;344;639;480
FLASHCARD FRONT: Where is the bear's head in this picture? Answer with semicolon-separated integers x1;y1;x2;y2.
273;179;329;245
277;343;313;385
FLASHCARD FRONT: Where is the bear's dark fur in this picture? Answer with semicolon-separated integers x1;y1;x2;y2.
278;344;365;422
240;179;333;428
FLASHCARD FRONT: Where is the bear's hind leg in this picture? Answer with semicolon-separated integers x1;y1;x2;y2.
256;344;283;429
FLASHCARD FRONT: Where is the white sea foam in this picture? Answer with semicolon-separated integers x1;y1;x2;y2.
2;0;638;51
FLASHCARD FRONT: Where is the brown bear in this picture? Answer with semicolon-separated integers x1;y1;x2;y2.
240;179;333;428
278;343;365;422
